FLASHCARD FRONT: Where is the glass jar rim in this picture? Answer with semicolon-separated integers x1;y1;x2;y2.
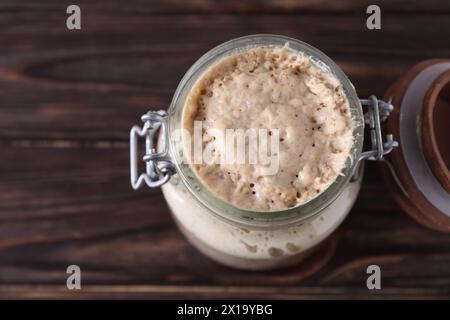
167;34;364;228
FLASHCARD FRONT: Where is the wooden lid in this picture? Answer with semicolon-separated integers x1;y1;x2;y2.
382;60;450;232
421;69;450;192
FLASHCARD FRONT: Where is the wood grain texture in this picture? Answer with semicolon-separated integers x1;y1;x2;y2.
0;0;449;299
2;0;450;14
1;145;449;299
1;11;450;140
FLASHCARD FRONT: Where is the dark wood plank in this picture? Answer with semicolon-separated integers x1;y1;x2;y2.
1;0;450;14
0;285;448;299
1;13;450;140
1;0;450;300
1;144;449;298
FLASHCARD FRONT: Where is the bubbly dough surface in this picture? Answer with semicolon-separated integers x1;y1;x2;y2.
182;45;353;211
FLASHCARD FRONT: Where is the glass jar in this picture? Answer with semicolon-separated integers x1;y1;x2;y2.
129;35;398;270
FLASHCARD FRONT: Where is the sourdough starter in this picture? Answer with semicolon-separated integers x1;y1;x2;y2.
162;44;360;269
182;45;353;211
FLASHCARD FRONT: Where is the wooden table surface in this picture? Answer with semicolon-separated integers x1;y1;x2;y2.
1;0;450;299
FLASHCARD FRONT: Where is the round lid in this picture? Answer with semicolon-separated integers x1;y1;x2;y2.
421;69;450;192
382;59;450;232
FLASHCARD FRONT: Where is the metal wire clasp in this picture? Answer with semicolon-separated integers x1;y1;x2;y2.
130;110;175;189
357;96;407;195
359;95;398;161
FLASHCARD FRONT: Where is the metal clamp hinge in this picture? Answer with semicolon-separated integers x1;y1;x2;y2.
357;96;407;196
130;110;175;189
359;95;398;162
